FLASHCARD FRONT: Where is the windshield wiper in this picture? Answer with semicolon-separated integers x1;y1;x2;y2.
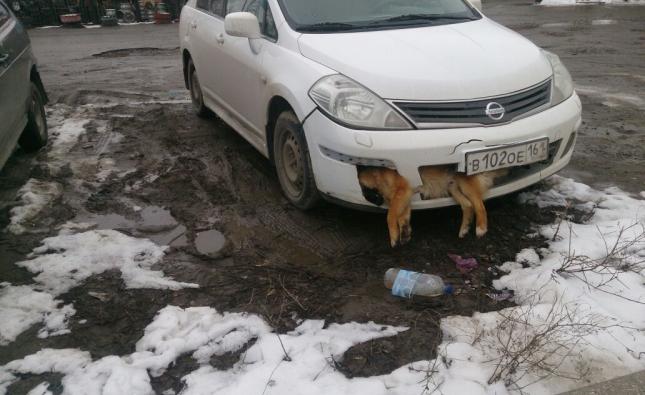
297;22;369;32
372;14;477;24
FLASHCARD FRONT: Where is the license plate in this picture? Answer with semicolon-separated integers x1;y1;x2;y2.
465;138;549;175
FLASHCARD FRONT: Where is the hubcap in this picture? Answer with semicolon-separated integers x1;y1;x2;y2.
280;132;304;198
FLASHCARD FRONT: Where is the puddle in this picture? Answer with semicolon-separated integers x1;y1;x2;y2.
194;230;226;257
76;213;134;230
74;205;188;247
136;206;178;233
148;225;188;247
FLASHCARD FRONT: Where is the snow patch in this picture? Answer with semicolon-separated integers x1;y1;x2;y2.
17;229;198;295
440;176;645;393
0;307;407;395
26;382;52;395
7;179;62;234
0;284;75;345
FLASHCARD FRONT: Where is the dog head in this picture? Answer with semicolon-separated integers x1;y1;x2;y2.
360;185;385;206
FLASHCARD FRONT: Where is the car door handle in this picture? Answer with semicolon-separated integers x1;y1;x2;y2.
216;33;225;45
0;53;9;65
190;21;197;30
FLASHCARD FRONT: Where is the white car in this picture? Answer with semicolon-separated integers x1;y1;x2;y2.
179;0;581;210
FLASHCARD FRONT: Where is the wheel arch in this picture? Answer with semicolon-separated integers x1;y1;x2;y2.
266;95;297;164
182;49;192;90
30;66;48;104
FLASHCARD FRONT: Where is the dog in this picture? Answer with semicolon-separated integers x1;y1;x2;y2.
417;166;507;238
358;167;414;248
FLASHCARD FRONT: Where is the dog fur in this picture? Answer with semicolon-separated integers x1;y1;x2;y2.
417;166;507;238
358;167;413;247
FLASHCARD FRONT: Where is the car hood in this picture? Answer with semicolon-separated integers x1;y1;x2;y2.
298;19;553;101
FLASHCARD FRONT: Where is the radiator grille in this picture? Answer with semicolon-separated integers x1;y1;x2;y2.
393;79;551;126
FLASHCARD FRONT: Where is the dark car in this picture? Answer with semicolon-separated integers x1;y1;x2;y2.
0;0;48;169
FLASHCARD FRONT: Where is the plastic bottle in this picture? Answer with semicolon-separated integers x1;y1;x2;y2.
384;268;453;298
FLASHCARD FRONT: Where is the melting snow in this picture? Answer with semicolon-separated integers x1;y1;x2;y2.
0;229;197;346
18;229;198;295
7;179;62;234
0;307;407;395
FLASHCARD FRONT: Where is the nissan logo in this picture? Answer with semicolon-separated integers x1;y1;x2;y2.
485;102;505;121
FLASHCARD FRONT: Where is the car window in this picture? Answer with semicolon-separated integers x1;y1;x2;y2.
243;0;277;40
210;0;225;16
0;2;10;27
196;0;209;11
264;7;277;39
227;0;245;14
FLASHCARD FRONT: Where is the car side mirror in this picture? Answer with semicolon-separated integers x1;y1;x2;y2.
225;12;261;39
469;0;482;12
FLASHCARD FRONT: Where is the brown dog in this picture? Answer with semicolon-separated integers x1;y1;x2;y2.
417;166;507;238
358;167;414;247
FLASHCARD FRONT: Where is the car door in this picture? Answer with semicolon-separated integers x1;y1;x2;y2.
214;0;276;140
0;1;19;161
187;0;226;97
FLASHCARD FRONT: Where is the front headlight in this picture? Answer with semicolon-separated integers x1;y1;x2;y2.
309;74;412;130
543;50;574;106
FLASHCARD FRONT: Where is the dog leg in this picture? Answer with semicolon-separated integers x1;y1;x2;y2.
398;203;412;245
448;181;474;238
388;185;413;247
458;178;488;238
386;208;401;247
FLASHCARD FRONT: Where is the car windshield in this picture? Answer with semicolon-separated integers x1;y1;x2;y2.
277;0;481;33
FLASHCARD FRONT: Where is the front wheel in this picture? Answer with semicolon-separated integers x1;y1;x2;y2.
273;111;320;210
19;82;48;152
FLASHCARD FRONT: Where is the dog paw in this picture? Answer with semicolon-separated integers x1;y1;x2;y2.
400;226;412;245
390;237;398;248
458;228;468;238
476;226;487;238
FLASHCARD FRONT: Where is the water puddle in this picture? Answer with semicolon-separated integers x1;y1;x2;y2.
194;229;226;257
74;205;188;247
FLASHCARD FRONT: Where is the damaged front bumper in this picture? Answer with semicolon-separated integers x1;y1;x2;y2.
302;92;582;210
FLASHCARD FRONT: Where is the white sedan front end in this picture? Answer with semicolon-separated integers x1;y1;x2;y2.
304;91;581;209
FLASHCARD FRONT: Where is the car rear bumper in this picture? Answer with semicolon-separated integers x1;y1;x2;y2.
302;93;582;210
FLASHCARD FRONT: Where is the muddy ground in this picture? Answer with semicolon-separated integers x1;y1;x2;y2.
1;1;644;393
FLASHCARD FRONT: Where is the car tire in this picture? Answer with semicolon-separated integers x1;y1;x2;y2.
18;82;48;152
187;59;209;118
273;110;321;210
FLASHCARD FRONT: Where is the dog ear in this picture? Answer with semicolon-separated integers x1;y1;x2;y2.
361;186;385;206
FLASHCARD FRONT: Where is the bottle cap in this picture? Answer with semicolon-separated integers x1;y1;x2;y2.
444;284;454;295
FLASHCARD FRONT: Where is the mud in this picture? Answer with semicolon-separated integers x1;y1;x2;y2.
0;1;643;393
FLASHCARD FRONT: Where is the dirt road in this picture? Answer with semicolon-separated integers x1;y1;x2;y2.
0;1;643;393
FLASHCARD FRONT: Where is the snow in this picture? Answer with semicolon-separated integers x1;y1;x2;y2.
0;229;196;346
7;179;62;234
17;229;198;296
441;176;645;393
26;382;53;395
0;307;407;395
0;284;74;345
2;172;644;394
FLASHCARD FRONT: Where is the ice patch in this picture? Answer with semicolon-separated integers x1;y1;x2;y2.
17;229;198;295
7;179;62;234
0;307;407;395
